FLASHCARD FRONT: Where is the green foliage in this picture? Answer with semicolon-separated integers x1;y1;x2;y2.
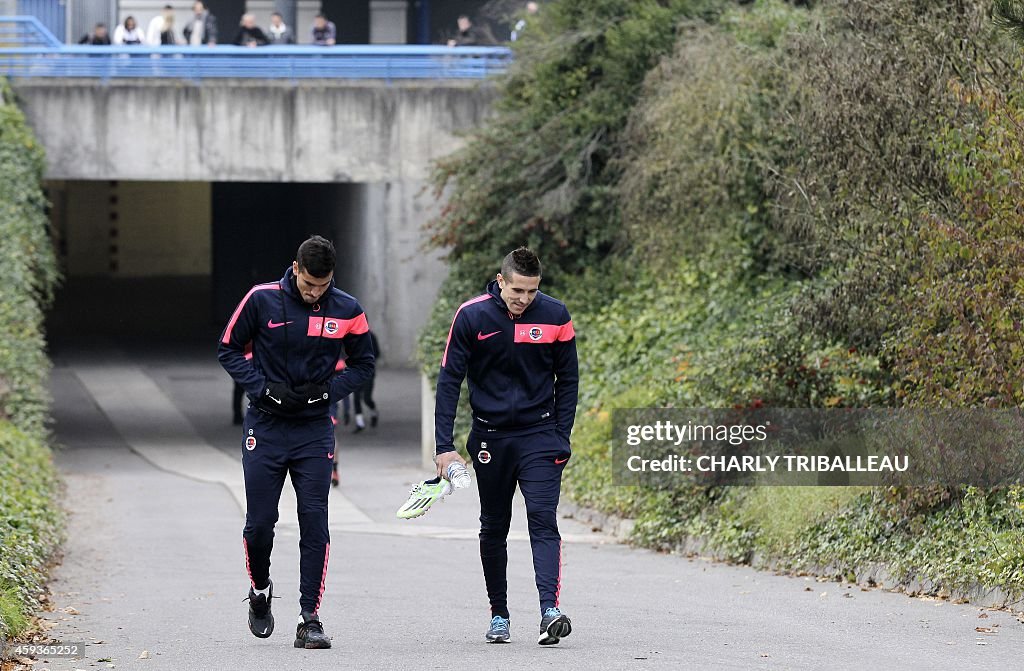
0;79;60;436
0;422;63;638
425;0;721;292
0;78;63;638
888;76;1024;406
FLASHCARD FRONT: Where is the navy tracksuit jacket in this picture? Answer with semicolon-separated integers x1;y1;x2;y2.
435;279;579;617
218;266;375;614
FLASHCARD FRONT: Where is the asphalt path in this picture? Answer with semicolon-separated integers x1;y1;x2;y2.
33;346;1024;671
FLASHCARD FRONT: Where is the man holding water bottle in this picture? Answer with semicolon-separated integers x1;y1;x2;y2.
434;247;579;646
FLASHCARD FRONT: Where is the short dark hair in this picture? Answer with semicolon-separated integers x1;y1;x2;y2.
500;246;541;279
296;235;336;278
271;11;282;18
315;13;326;19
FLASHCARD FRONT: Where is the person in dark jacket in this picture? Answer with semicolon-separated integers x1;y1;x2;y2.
310;14;336;46
183;1;218;45
446;14;495;46
234;13;269;47
218;235;374;649
434;246;578;646
78;23;111;45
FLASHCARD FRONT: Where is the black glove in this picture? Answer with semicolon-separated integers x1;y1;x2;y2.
295;382;330;409
257;381;301;415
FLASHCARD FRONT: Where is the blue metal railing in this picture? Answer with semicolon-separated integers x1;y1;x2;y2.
0;17;512;81
0;14;60;47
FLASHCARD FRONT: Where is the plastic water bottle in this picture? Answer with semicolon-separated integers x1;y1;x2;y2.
447;462;472;490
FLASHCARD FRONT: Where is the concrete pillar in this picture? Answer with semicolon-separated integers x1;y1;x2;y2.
369;0;406;44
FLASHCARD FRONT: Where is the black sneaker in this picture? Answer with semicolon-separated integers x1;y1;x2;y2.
538;607;571;645
370;410;379;428
294;611;332;649
246;580;274;638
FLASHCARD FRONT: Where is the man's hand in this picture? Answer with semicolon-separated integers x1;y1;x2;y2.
260;381;291;407
257;381;302;415
295;382;330;408
435;450;466;479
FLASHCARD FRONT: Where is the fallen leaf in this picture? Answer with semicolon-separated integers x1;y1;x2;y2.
978;613;989;619
63;607;80;615
820;592;828;598
842;593;854;599
139;650;150;659
804;587;813;592
975;627;996;634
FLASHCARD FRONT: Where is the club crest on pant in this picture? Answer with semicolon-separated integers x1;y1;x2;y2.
245;436;257;451
478;449;491;464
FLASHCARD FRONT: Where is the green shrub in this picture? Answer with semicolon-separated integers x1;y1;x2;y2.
0;78;62;638
0;79;59;436
0;422;62;638
888;75;1024;406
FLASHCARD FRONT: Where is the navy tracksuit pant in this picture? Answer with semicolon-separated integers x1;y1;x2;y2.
241;408;334;614
467;427;570;618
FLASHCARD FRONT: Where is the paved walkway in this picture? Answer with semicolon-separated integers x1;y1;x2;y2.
37;347;1024;670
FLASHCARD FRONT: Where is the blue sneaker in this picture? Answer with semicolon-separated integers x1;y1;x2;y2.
486;615;511;643
538;607;571;645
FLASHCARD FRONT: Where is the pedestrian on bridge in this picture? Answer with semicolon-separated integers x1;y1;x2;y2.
234;13;269;47
184;1;218;46
434;246;578;645
147;5;179;46
78;23;111;45
218;235;375;649
113;17;146;45
267;12;295;45
311;14;337;46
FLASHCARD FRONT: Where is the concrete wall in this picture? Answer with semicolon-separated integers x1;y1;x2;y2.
332;180;447;366
14;79;495;183
48;180;212;277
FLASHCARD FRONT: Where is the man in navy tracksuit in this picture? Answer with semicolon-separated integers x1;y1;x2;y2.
218;235;374;649
435;247;579;646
